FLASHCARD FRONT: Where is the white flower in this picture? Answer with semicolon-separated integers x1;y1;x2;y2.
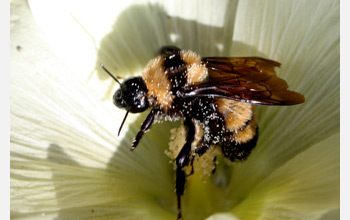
11;0;339;219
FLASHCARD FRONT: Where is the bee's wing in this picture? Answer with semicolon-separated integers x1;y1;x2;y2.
184;57;305;105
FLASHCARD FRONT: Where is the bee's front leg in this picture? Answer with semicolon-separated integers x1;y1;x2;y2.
175;117;195;220
130;109;160;151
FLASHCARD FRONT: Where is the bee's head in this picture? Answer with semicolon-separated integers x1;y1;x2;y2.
113;77;149;113
100;64;149;135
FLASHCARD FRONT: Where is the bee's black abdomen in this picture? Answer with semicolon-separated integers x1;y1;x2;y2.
221;127;259;162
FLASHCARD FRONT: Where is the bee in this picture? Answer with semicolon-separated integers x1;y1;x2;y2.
101;46;305;219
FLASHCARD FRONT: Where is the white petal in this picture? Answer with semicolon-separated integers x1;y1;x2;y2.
28;0;239;76
231;133;339;220
12;0;339;218
11;1;175;218
227;0;339;198
206;213;240;220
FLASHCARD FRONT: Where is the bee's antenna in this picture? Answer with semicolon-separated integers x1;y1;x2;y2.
100;63;122;86
118;110;129;136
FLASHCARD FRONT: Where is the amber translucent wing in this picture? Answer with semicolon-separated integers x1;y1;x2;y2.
184;57;305;105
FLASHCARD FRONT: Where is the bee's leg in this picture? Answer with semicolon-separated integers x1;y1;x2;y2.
192;100;224;172
130;109;160;151
175;117;195;220
194;140;212;156
193;101;222;156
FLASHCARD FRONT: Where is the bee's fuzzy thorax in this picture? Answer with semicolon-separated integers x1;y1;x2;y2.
142;50;208;112
142;56;174;110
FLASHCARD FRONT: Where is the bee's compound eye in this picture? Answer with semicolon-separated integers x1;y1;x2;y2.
113;89;126;109
115;89;122;99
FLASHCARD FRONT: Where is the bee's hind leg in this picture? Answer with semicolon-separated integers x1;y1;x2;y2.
175;117;195;220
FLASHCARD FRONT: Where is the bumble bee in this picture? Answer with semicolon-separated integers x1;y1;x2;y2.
101;46;305;219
